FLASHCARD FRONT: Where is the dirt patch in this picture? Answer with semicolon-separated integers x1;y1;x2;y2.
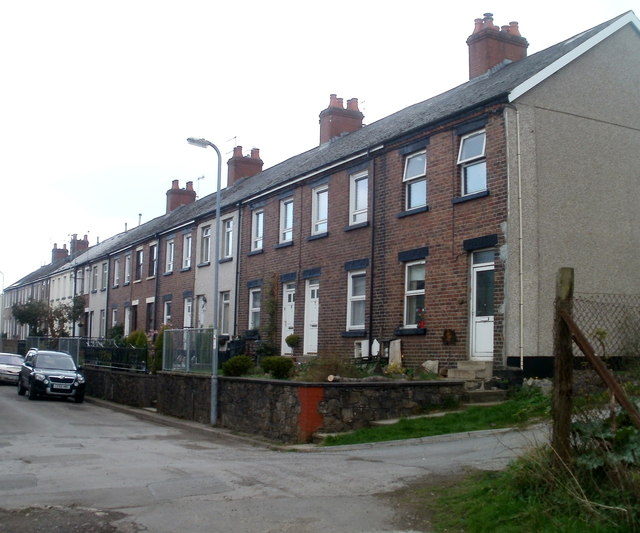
0;506;140;533
383;471;472;532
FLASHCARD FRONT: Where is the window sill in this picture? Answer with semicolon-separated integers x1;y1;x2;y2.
163;272;173;277
219;257;233;264
397;206;429;219
308;232;329;241
101;288;107;292
133;279;141;284
198;261;211;268
452;190;489;204
276;241;293;249
344;221;369;232
112;284;119;289
394;327;427;336
180;267;192;272
342;330;367;338
146;275;156;280
248;249;264;256
91;290;98;294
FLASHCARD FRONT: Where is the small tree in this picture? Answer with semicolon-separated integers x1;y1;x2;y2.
12;299;49;336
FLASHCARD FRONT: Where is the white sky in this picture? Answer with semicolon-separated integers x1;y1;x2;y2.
0;0;637;288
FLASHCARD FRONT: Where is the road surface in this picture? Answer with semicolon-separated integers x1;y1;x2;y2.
0;384;548;532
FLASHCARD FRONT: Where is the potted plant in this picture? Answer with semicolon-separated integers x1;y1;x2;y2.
285;333;300;349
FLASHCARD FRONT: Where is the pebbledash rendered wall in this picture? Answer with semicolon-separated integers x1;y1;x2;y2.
85;369;466;443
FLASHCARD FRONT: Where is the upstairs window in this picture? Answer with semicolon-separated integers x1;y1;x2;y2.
458;130;487;196
101;262;108;290
349;172;368;225
252;210;264;251
148;244;157;277
124;256;131;284
222;219;233;258
113;259;120;287
134;249;143;281
182;234;192;269
165;240;175;273
280;199;293;243
200;226;211;264
403;151;427;210
312;185;328;235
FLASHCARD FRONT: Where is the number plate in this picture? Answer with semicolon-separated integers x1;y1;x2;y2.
52;383;71;390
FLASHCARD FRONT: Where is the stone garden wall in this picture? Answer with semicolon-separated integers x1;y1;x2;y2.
84;368;466;444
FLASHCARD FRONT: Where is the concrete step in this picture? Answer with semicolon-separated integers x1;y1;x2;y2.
446;368;478;380
456;360;493;378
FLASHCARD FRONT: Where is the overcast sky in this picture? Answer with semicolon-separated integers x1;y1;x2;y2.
0;0;636;288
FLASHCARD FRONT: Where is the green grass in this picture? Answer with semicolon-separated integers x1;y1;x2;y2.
428;448;640;532
323;386;549;446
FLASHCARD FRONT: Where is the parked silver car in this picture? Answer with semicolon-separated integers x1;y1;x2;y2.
0;353;24;384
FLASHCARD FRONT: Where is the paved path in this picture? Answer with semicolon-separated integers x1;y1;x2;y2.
0;385;548;532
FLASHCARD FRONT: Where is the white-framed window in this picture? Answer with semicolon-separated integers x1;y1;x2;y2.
403;150;427;210
349;171;368;225
135;249;143;281
111;308;117;329
222;218;233;258
252;210;264;251
201;226;211;264
148;244;157;277
347;270;366;330
457;130;487;196
182;234;192;269
220;291;230;335
101;262;108;290
92;265;99;291
165;239;175;273
113;258;120;287
249;288;261;329
99;309;106;337
163;301;172;325
84;267;90;294
404;261;426;327
312;185;328;234
124;255;132;284
280;198;293;243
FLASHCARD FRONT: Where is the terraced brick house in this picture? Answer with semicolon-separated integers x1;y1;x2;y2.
2;12;639;373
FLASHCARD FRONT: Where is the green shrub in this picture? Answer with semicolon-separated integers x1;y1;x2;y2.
261;356;294;379
284;334;300;348
221;355;254;377
126;329;148;348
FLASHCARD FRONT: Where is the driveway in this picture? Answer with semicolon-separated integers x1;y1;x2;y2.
0;385;548;532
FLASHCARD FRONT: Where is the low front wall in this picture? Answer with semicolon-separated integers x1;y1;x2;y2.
84;366;157;408
88;370;466;444
218;377;466;443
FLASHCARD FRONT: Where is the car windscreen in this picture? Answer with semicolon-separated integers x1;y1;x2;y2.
35;355;76;371
0;355;23;365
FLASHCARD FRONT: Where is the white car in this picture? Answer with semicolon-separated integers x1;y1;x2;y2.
0;353;24;384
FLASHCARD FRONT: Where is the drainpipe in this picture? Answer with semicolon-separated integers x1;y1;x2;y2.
367;154;376;355
504;105;525;369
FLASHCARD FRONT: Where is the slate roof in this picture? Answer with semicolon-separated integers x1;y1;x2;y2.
10;12;635;286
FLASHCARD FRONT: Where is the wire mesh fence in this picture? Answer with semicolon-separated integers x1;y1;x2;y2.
572;293;640;362
163;328;215;373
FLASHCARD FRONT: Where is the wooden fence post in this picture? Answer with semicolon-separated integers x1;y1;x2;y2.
552;267;574;466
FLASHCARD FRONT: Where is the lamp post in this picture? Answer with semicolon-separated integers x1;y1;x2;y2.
187;137;222;426
0;270;4;351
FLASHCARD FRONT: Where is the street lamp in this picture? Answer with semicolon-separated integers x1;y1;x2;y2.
187;137;222;426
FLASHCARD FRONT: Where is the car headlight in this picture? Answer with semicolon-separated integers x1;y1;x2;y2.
76;375;85;384
34;373;46;382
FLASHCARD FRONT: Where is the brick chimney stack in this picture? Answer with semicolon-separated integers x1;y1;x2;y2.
70;234;90;255
227;146;264;186
467;13;528;79
319;94;364;144
51;243;69;264
166;180;197;213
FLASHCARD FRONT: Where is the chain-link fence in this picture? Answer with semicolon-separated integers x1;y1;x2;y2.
572;293;640;362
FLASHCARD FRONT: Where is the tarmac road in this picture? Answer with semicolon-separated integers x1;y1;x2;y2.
0;384;548;532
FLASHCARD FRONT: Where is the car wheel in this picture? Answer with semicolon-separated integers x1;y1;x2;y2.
74;394;84;404
27;382;38;400
17;380;26;396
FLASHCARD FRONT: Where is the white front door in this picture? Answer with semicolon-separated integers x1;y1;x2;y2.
470;251;495;360
304;279;319;355
183;297;193;328
281;283;296;354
